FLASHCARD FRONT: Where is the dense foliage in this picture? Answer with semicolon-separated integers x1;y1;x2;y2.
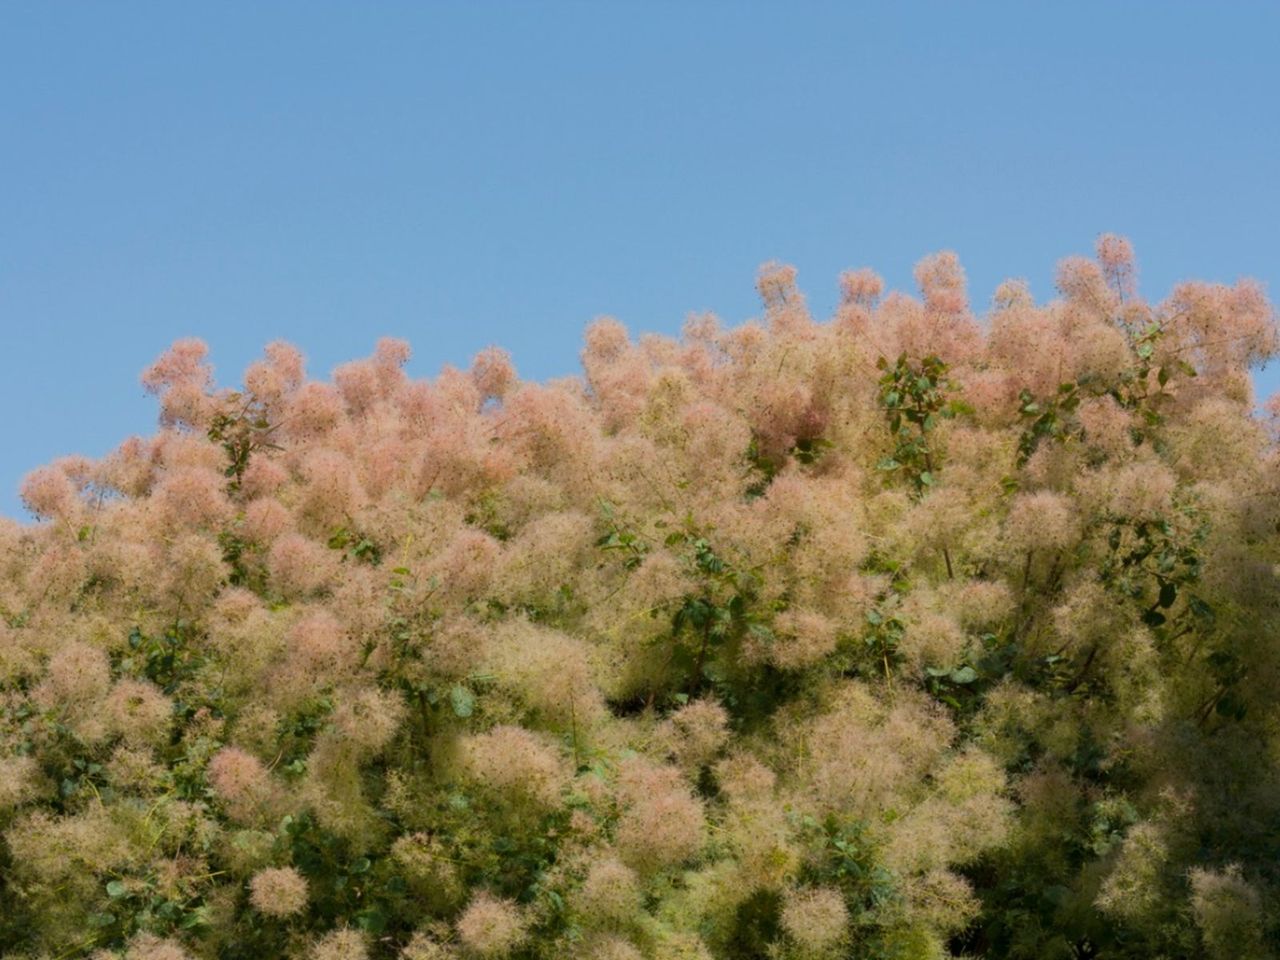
3;237;1280;959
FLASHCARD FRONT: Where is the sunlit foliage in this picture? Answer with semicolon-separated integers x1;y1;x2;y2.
3;236;1280;958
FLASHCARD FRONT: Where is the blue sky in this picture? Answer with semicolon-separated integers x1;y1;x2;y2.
2;2;1278;518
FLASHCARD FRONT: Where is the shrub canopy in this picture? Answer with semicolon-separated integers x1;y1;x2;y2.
3;237;1280;959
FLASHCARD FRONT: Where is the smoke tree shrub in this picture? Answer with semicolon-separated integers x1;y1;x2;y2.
1;236;1279;959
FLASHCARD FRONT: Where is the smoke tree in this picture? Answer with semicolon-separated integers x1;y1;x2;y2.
2;236;1279;959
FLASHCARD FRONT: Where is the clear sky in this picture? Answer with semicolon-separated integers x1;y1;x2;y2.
2;2;1278;518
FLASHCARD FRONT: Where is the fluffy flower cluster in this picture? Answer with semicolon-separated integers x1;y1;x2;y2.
2;236;1279;959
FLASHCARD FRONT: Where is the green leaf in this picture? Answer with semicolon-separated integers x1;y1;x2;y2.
355;908;387;933
105;880;128;898
1189;596;1215;623
1216;691;1247;720
949;666;978;684
449;685;475;718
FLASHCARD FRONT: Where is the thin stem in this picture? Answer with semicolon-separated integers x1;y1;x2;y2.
691;627;711;695
569;693;581;770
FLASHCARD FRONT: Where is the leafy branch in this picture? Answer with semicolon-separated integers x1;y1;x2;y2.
875;353;968;577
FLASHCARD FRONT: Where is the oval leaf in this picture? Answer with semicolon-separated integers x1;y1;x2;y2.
449;685;476;718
